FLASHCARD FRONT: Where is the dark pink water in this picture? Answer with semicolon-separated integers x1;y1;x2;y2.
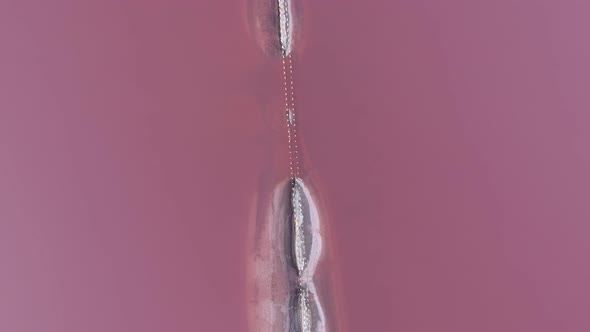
297;1;590;331
1;1;590;331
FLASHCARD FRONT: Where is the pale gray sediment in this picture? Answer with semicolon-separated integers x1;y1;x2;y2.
290;177;308;277
277;0;293;56
245;0;299;56
287;178;325;332
287;281;328;332
247;178;328;331
246;1;330;330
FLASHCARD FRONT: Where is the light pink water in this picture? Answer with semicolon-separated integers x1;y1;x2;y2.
1;1;590;331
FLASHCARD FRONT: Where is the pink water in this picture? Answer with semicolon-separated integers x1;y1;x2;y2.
2;1;590;331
